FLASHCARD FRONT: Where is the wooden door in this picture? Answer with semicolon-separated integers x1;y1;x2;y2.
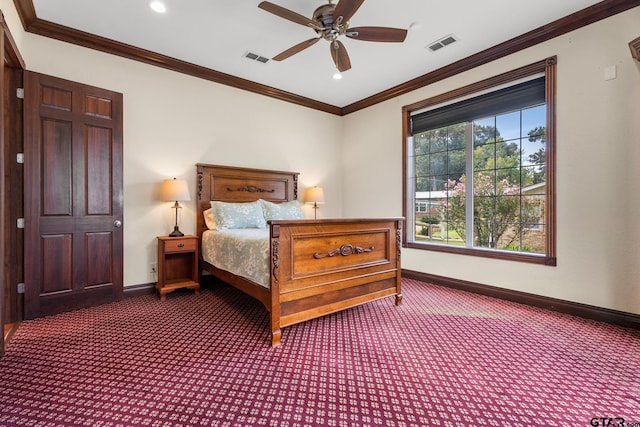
24;71;123;319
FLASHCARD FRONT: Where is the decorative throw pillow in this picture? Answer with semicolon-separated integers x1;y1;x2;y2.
203;207;216;230
260;199;305;221
210;200;266;229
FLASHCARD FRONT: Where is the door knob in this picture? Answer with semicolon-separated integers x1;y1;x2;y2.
114;220;122;228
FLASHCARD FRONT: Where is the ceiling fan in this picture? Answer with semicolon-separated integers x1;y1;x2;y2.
258;0;408;73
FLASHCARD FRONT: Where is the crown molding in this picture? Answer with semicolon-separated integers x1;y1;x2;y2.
12;0;640;116
12;0;342;115
343;0;640;114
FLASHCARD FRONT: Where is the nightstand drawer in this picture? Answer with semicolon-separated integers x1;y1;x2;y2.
163;238;197;253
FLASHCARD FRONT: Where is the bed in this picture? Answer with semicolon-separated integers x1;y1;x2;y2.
196;163;403;346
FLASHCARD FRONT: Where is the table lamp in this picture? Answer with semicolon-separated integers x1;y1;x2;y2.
160;178;191;237
303;186;325;219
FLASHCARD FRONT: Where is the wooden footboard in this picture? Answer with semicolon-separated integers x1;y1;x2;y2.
268;218;402;346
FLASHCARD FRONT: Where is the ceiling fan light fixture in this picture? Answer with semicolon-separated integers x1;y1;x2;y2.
149;1;167;13
333;71;343;80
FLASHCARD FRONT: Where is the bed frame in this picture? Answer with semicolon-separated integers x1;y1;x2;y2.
196;164;402;346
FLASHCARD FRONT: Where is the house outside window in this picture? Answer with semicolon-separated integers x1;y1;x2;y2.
402;58;556;266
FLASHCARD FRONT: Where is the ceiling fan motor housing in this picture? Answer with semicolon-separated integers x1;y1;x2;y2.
313;3;347;40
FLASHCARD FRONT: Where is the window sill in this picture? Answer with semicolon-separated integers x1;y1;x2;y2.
404;241;556;266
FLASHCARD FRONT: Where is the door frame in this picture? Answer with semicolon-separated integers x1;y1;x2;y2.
1;11;25;357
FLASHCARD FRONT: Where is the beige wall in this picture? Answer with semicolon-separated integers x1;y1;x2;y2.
0;0;343;287
342;8;640;315
2;1;639;315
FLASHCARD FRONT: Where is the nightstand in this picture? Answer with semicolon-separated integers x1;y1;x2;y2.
156;235;200;301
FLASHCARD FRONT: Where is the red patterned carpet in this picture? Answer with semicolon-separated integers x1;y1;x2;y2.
0;278;639;427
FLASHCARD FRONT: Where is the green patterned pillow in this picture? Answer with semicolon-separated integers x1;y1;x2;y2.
210;200;266;229
260;199;305;221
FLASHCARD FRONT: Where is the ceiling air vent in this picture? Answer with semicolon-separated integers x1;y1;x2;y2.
243;51;270;64
427;34;458;52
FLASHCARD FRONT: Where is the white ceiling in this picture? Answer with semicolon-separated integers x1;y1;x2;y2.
31;0;602;108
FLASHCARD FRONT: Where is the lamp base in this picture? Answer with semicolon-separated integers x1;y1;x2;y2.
168;226;184;237
168;203;184;237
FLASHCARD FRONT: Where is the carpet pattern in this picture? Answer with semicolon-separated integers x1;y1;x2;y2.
0;279;639;427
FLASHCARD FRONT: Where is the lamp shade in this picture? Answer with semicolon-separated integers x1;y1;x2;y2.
160;178;191;202
303;186;325;205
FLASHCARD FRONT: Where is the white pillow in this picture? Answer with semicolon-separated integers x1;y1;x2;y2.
203;207;216;230
210;200;266;229
260;199;305;221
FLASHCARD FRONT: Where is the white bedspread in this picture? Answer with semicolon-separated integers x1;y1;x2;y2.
201;229;270;288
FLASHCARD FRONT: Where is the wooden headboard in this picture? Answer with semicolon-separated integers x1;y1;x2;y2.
195;164;299;238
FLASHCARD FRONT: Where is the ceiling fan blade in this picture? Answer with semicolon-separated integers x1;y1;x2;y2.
346;26;408;42
258;1;316;28
330;40;352;72
272;37;321;61
332;0;365;24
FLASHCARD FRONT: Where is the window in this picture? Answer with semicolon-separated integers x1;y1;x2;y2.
402;58;556;265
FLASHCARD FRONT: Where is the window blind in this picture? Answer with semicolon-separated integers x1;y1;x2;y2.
410;77;545;135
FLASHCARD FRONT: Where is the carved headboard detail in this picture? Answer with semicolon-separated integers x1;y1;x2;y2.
195;164;299;238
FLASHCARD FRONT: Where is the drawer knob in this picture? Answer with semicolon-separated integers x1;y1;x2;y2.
177;243;184;248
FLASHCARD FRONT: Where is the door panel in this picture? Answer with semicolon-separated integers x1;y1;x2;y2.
24;71;123;319
41;234;72;294
86;232;113;286
42;119;72;216
86;126;113;215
